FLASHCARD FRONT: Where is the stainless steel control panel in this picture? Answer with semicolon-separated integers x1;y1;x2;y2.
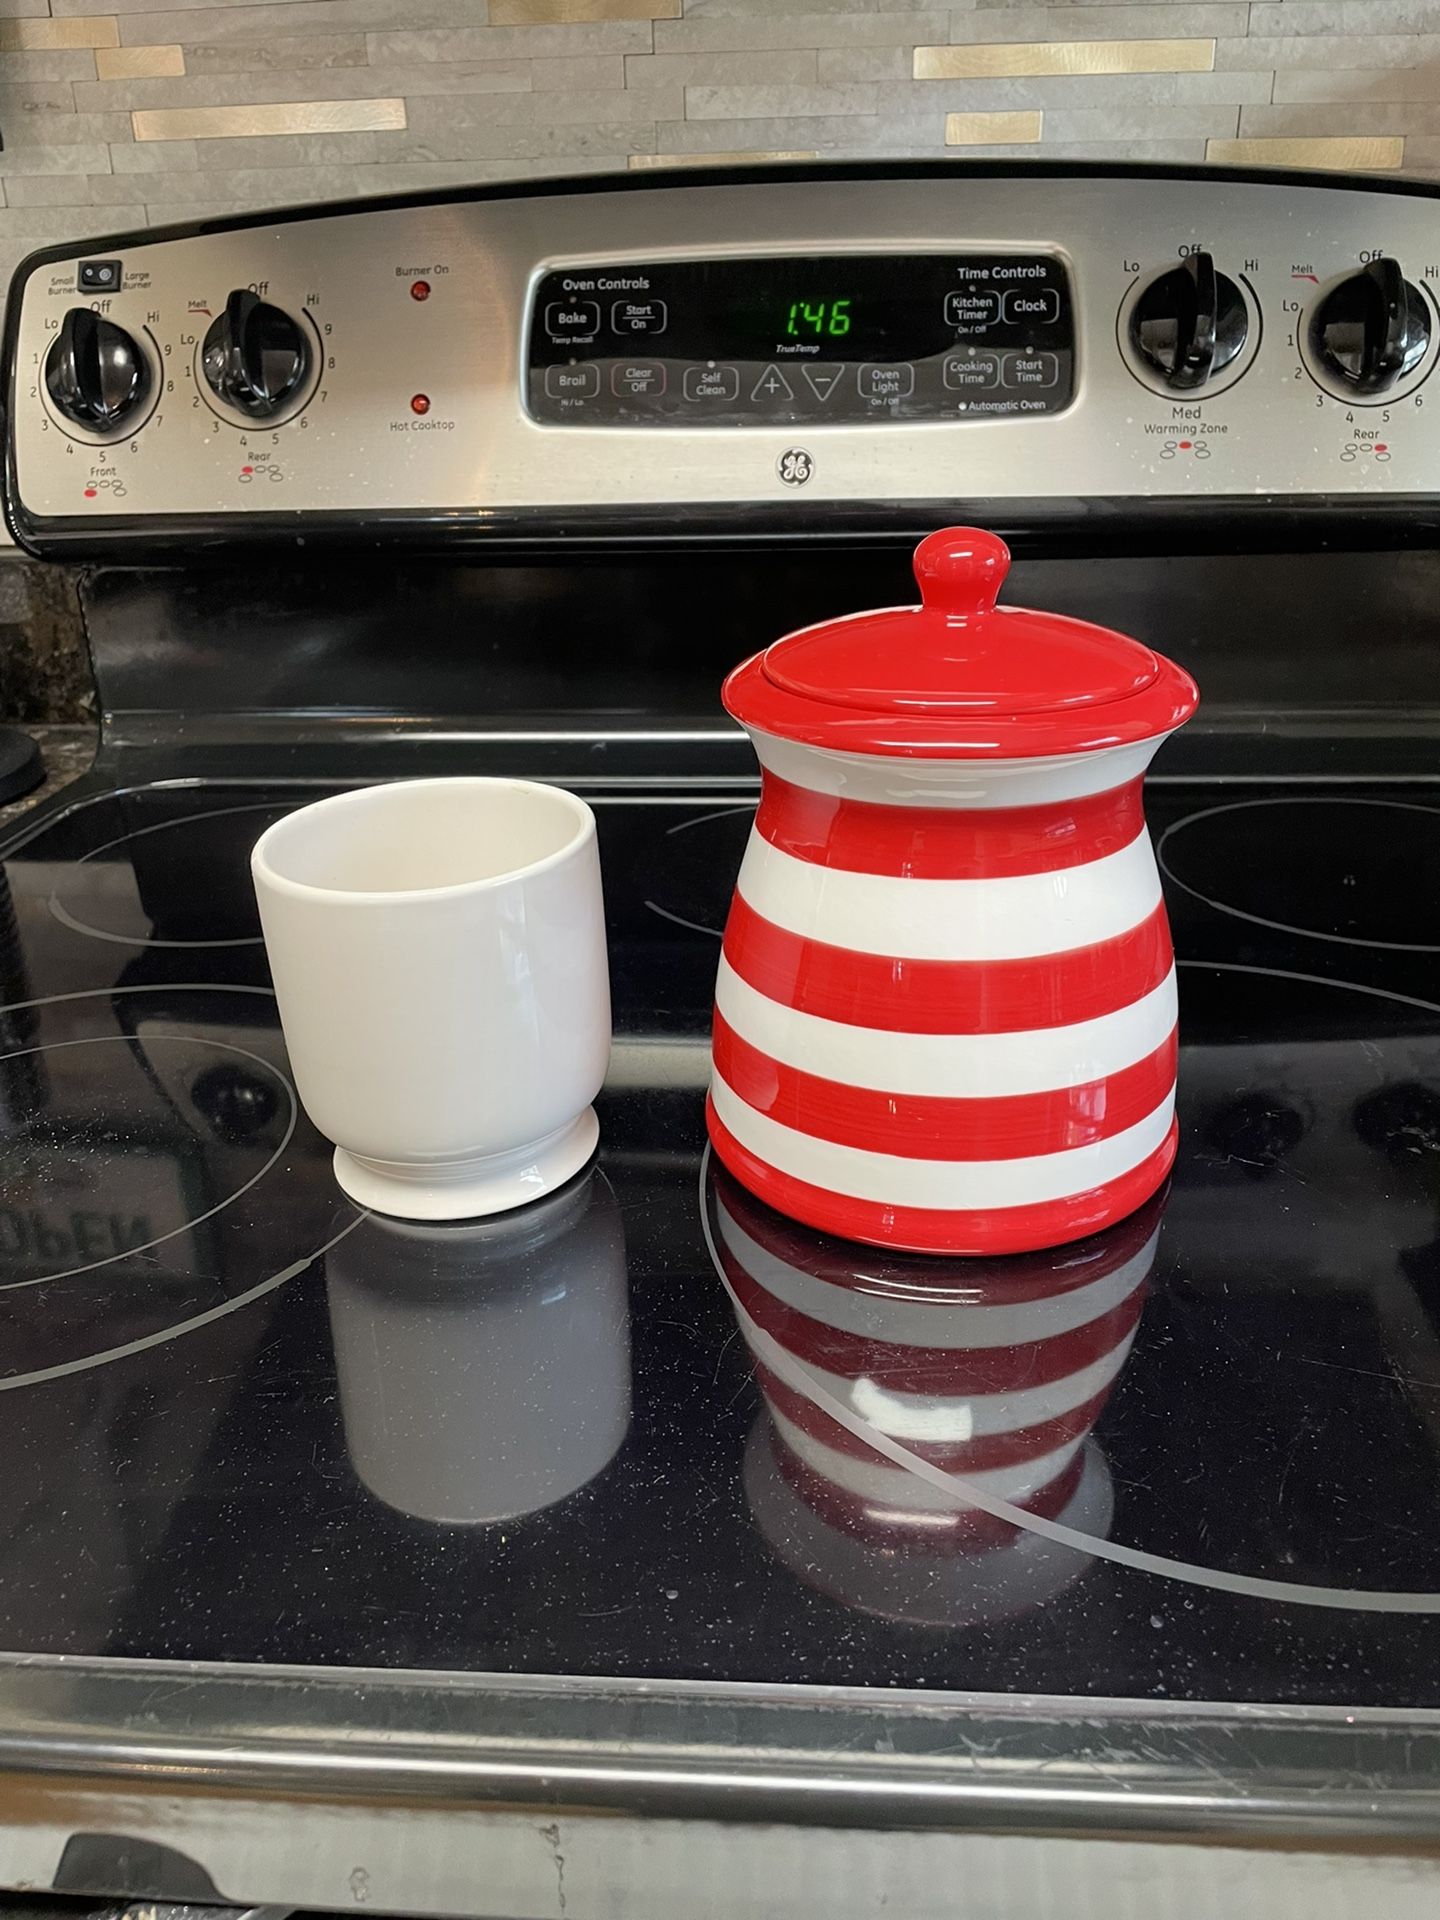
6;166;1440;546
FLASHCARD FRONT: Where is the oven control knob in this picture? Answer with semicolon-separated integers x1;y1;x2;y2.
1128;252;1247;390
1309;257;1430;395
201;288;311;418
44;307;151;431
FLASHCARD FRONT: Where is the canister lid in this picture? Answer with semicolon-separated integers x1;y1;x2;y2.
723;527;1199;759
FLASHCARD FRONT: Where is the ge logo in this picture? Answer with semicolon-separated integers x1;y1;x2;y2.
777;447;814;487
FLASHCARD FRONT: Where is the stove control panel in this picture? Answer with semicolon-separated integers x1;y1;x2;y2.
7;166;1440;550
526;254;1075;426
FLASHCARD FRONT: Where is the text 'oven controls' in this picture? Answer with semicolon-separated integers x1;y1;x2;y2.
1127;252;1247;391
1308;257;1431;395
202;289;311;419
44;308;151;432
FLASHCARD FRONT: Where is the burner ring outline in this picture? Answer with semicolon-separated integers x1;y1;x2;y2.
48;800;291;950
1157;795;1440;953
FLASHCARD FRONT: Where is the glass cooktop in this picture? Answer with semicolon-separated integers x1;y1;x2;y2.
3;778;1440;1705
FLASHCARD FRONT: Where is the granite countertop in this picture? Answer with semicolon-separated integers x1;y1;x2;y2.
0;723;97;835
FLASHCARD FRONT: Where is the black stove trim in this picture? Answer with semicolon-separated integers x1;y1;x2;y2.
11;496;1440;561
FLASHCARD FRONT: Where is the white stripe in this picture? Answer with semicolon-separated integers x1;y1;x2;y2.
737;830;1160;961
750;731;1166;808
771;1407;1085;1510
718;1202;1157;1350
711;1073;1174;1210
715;955;1178;1097
782;1330;1138;1443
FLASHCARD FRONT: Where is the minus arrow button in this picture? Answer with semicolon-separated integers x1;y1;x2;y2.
801;363;845;402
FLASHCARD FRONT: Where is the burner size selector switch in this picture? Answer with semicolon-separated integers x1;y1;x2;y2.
44;307;151;432
1308;257;1432;396
1125;252;1249;392
201;288;311;419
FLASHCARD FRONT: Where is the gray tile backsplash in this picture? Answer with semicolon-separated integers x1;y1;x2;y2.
4;0;1440;311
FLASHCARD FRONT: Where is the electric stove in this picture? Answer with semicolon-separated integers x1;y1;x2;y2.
3;772;1440;1696
6;163;1440;1916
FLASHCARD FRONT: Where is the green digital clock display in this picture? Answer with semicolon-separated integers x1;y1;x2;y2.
784;298;853;338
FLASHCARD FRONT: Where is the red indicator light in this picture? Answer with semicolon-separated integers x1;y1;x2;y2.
1178;440;1192;449
1376;443;1389;452
410;280;431;302
410;393;431;415
241;465;254;474
83;487;98;498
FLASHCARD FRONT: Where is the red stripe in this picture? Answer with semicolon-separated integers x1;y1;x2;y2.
722;892;1173;1035
756;772;1144;879
714;1012;1176;1160
708;1095;1177;1256
757;1364;1119;1475
720;1235;1145;1392
769;1422;1087;1551
713;1160;1167;1306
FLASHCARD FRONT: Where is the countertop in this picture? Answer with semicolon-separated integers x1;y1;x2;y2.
0;723;96;834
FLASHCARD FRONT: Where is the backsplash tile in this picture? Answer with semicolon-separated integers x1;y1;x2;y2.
131;97;407;139
916;37;1216;76
945;105;1041;140
1208;134;1407;168
0;13;116;45
629;145;817;163
0;0;1438;351
94;42;184;75
947;8;1249;37
184;34;369;71
491;0;680;21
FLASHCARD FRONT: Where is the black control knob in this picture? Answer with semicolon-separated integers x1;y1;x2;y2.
201;288;311;418
43;307;151;431
1129;252;1248;391
1309;257;1430;395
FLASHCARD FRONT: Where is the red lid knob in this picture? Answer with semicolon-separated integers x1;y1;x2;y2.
914;526;1011;620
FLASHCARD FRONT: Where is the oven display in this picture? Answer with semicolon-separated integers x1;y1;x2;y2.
779;298;854;340
527;253;1075;427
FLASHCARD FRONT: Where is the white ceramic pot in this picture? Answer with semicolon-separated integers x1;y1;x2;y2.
252;776;610;1220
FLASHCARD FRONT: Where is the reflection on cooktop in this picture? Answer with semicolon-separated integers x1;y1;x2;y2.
712;1162;1146;1626
0;985;358;1392
328;1175;630;1526
1;780;1440;1703
705;1110;1440;1616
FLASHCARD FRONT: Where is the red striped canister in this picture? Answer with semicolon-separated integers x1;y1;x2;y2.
708;526;1198;1256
